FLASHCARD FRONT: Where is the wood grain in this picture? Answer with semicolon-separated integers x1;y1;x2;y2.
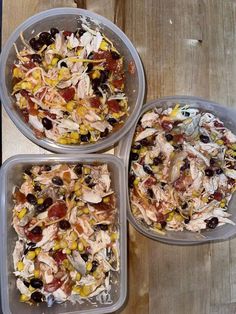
2;1;236;314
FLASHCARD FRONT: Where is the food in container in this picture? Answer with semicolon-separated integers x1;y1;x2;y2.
129;104;236;234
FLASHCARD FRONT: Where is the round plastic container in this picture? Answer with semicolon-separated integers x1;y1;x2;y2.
0;8;145;153
116;96;236;245
0;154;127;314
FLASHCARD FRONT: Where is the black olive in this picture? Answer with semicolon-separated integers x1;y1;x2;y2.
30;54;42;63
184;217;190;224
206;217;219;229
43;197;53;209
29;38;43;50
78;29;86;37
86;63;93;72
147;188;154;198
160;182;166;187
140;138;149;146
94;89;103;97
24;168;32;176
34;183;42;192
50;27;59;37
91;261;99;272
23;280;30;287
35;203;46;213
59;219;71;230
132;143;141;150
80;132;91;142
143;164;153;175
128;174;136;188
74;163;83;176
181;202;188;209
39;32;53;45
153;156;162;165
52;176;64;186
100;128;109;138
200;134;210;143
31;291;44;303
100;70;109;83
92;78;101;90
183;111;190;117
42;117;53;130
95;224;109;231
216;168;223;175
30;278;43;289
165;133;173;141
210;158;216;165
160;221;167;228
31;226;42;235
205;168;214;177
180;158;190;171
105;271;109;277
26;193;37;205
130;152;139;161
107;117;117;126
111;51;120;60
87;52;94;59
60;61;68;68
85;176;92;184
81;254;89;262
173;144;183;150
42;165;51;171
88;182;96;188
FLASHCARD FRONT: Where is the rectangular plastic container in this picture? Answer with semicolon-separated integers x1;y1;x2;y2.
116;96;236;245
0;154;127;314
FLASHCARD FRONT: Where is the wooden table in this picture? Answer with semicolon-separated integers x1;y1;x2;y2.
2;1;236;313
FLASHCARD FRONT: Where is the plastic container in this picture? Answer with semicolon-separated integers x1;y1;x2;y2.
0;154;127;314
0;8;145;153
116;96;236;245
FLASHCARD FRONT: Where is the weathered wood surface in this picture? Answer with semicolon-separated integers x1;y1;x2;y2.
2;1;236;313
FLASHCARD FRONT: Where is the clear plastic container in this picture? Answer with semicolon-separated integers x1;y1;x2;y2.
0;154;127;314
0;8;145;153
116;96;236;245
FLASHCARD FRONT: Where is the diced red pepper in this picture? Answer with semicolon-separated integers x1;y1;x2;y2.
60;87;75;102
44;279;63;293
107;99;121;113
48;201;67;220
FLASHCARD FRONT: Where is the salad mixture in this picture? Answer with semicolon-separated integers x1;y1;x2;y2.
12;163;119;306
129;105;236;233
12;25;128;144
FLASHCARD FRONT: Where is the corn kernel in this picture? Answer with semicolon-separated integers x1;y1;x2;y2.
220;199;227;208
51;57;59;66
17;207;27;219
83;207;89;214
58;138;68;145
166;212;174;222
75;189;82;197
26;251;36;260
175;214;184;222
69;241;77;250
66;101;76;112
29;285;35;292
91;70;101;80
78;242;84;252
35;248;41;256
133;178;140;186
103;196;110;203
110;232;118;242
17;261;24;271
231;143;236;151
19;294;30;302
77;106;87;117
112;113;120;119
19;96;27;109
72;285;81;294
192;191;200;197
140;147;148;154
32;70;41;80
83;167;91;175
50;43;55;50
60;240;68;249
37;198;44;205
227;149;236;157
86;261;92;272
216;139;224;145
21;82;33;90
34;270;40;278
154;223;162;230
70;131;79;140
76;272;81;281
151;165;159;173
100;40;109;51
62;259;69;268
70;231;78;241
80;285;92;296
64;248;72;255
13;68;21;78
